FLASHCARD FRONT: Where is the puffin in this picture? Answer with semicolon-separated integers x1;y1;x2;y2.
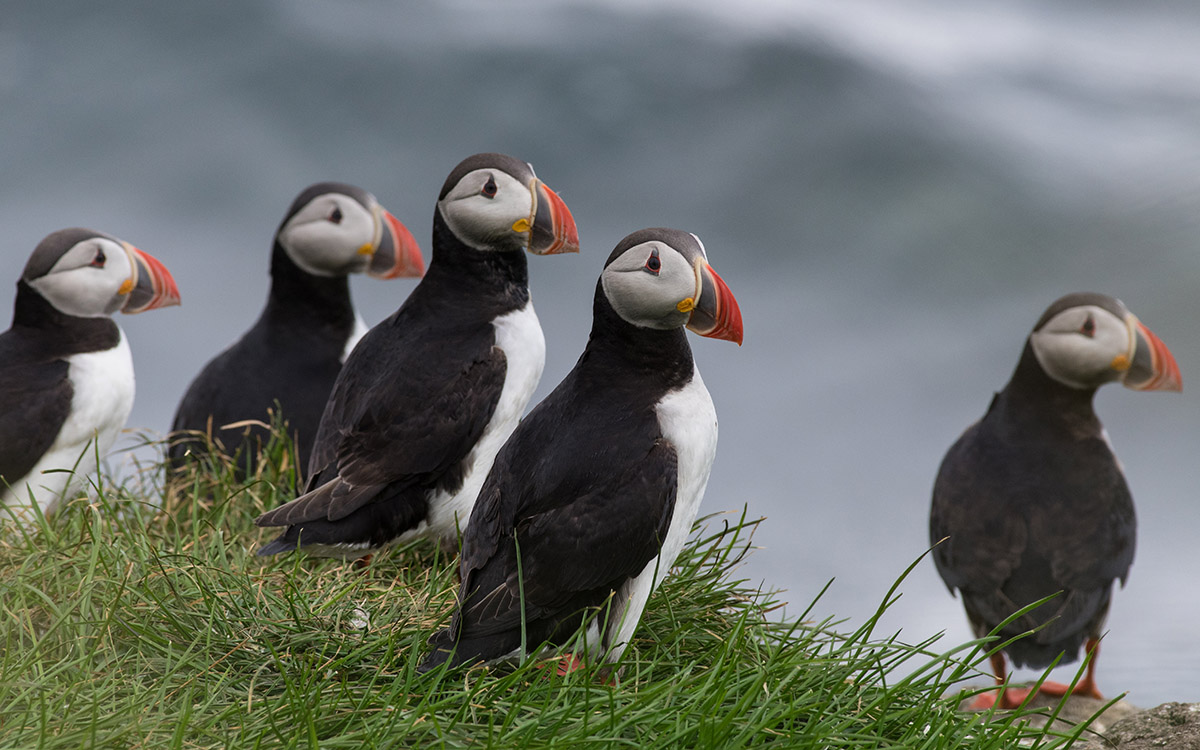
420;228;743;673
929;292;1181;709
1;228;181;519
255;153;579;558
169;182;424;478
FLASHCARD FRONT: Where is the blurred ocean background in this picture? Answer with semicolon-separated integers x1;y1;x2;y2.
3;0;1199;705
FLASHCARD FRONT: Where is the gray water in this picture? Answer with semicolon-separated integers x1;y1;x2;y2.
4;0;1199;705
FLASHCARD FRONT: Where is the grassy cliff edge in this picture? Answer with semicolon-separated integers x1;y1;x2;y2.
0;434;1109;748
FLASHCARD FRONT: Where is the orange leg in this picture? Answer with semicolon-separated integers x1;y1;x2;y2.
556;654;619;685
968;651;1015;709
1032;638;1104;701
555;653;586;675
533;653;623;685
970;639;1103;710
534;653;587;677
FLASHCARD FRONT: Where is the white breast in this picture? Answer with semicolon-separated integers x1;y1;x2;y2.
1100;428;1125;474
341;312;369;363
597;367;719;661
2;330;136;518
406;301;546;546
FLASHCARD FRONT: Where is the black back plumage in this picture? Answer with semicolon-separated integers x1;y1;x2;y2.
929;341;1135;668
421;274;695;670
1;282;121;486
255;206;531;553
169;184;375;476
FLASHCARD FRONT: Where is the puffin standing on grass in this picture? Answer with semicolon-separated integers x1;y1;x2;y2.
929;293;1181;709
0;228;181;518
255;153;579;559
169;183;424;477
420;228;743;673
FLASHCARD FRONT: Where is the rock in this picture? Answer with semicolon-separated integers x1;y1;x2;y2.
959;689;1200;748
959;686;1141;745
1016;693;1141;740
1100;702;1200;750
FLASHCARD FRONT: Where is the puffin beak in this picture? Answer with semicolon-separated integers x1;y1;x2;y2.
367;208;425;279
1122;315;1181;392
526;180;579;255
120;242;181;313
685;260;743;345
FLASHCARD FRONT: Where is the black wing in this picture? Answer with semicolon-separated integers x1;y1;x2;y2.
168;344;258;463
438;438;677;664
257;337;506;529
930;421;1026;597
170;313;352;471
0;333;71;487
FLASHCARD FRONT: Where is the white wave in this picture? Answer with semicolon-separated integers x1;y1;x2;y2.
550;0;1200;91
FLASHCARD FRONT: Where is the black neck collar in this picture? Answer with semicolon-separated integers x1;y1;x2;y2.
993;340;1100;435
262;242;357;330
577;281;695;390
415;208;530;310
9;280;121;356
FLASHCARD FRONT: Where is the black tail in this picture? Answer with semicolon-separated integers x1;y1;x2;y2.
255;536;296;557
418;628;461;673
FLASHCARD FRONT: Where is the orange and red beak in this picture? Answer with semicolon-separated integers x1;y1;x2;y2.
686;261;743;345
120;243;181;313
367;208;425;279
527;181;579;255
1123;317;1182;392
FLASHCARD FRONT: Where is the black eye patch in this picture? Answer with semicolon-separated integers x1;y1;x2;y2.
644;248;661;275
1080;314;1095;337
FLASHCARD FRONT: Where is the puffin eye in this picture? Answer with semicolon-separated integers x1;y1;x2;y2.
328;206;344;224
1080;315;1096;338
644;249;661;275
481;175;498;199
90;248;106;268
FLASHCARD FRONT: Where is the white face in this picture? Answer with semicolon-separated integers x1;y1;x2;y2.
437;168;535;253
27;236;136;318
601;240;699;331
277;192;378;277
1029;304;1132;389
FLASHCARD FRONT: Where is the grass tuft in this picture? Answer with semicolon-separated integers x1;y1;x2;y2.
1;434;1099;748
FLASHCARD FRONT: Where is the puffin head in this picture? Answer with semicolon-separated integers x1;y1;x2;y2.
436;153;579;256
600;228;743;345
23;228;181;317
276;182;424;279
1029;292;1181;392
